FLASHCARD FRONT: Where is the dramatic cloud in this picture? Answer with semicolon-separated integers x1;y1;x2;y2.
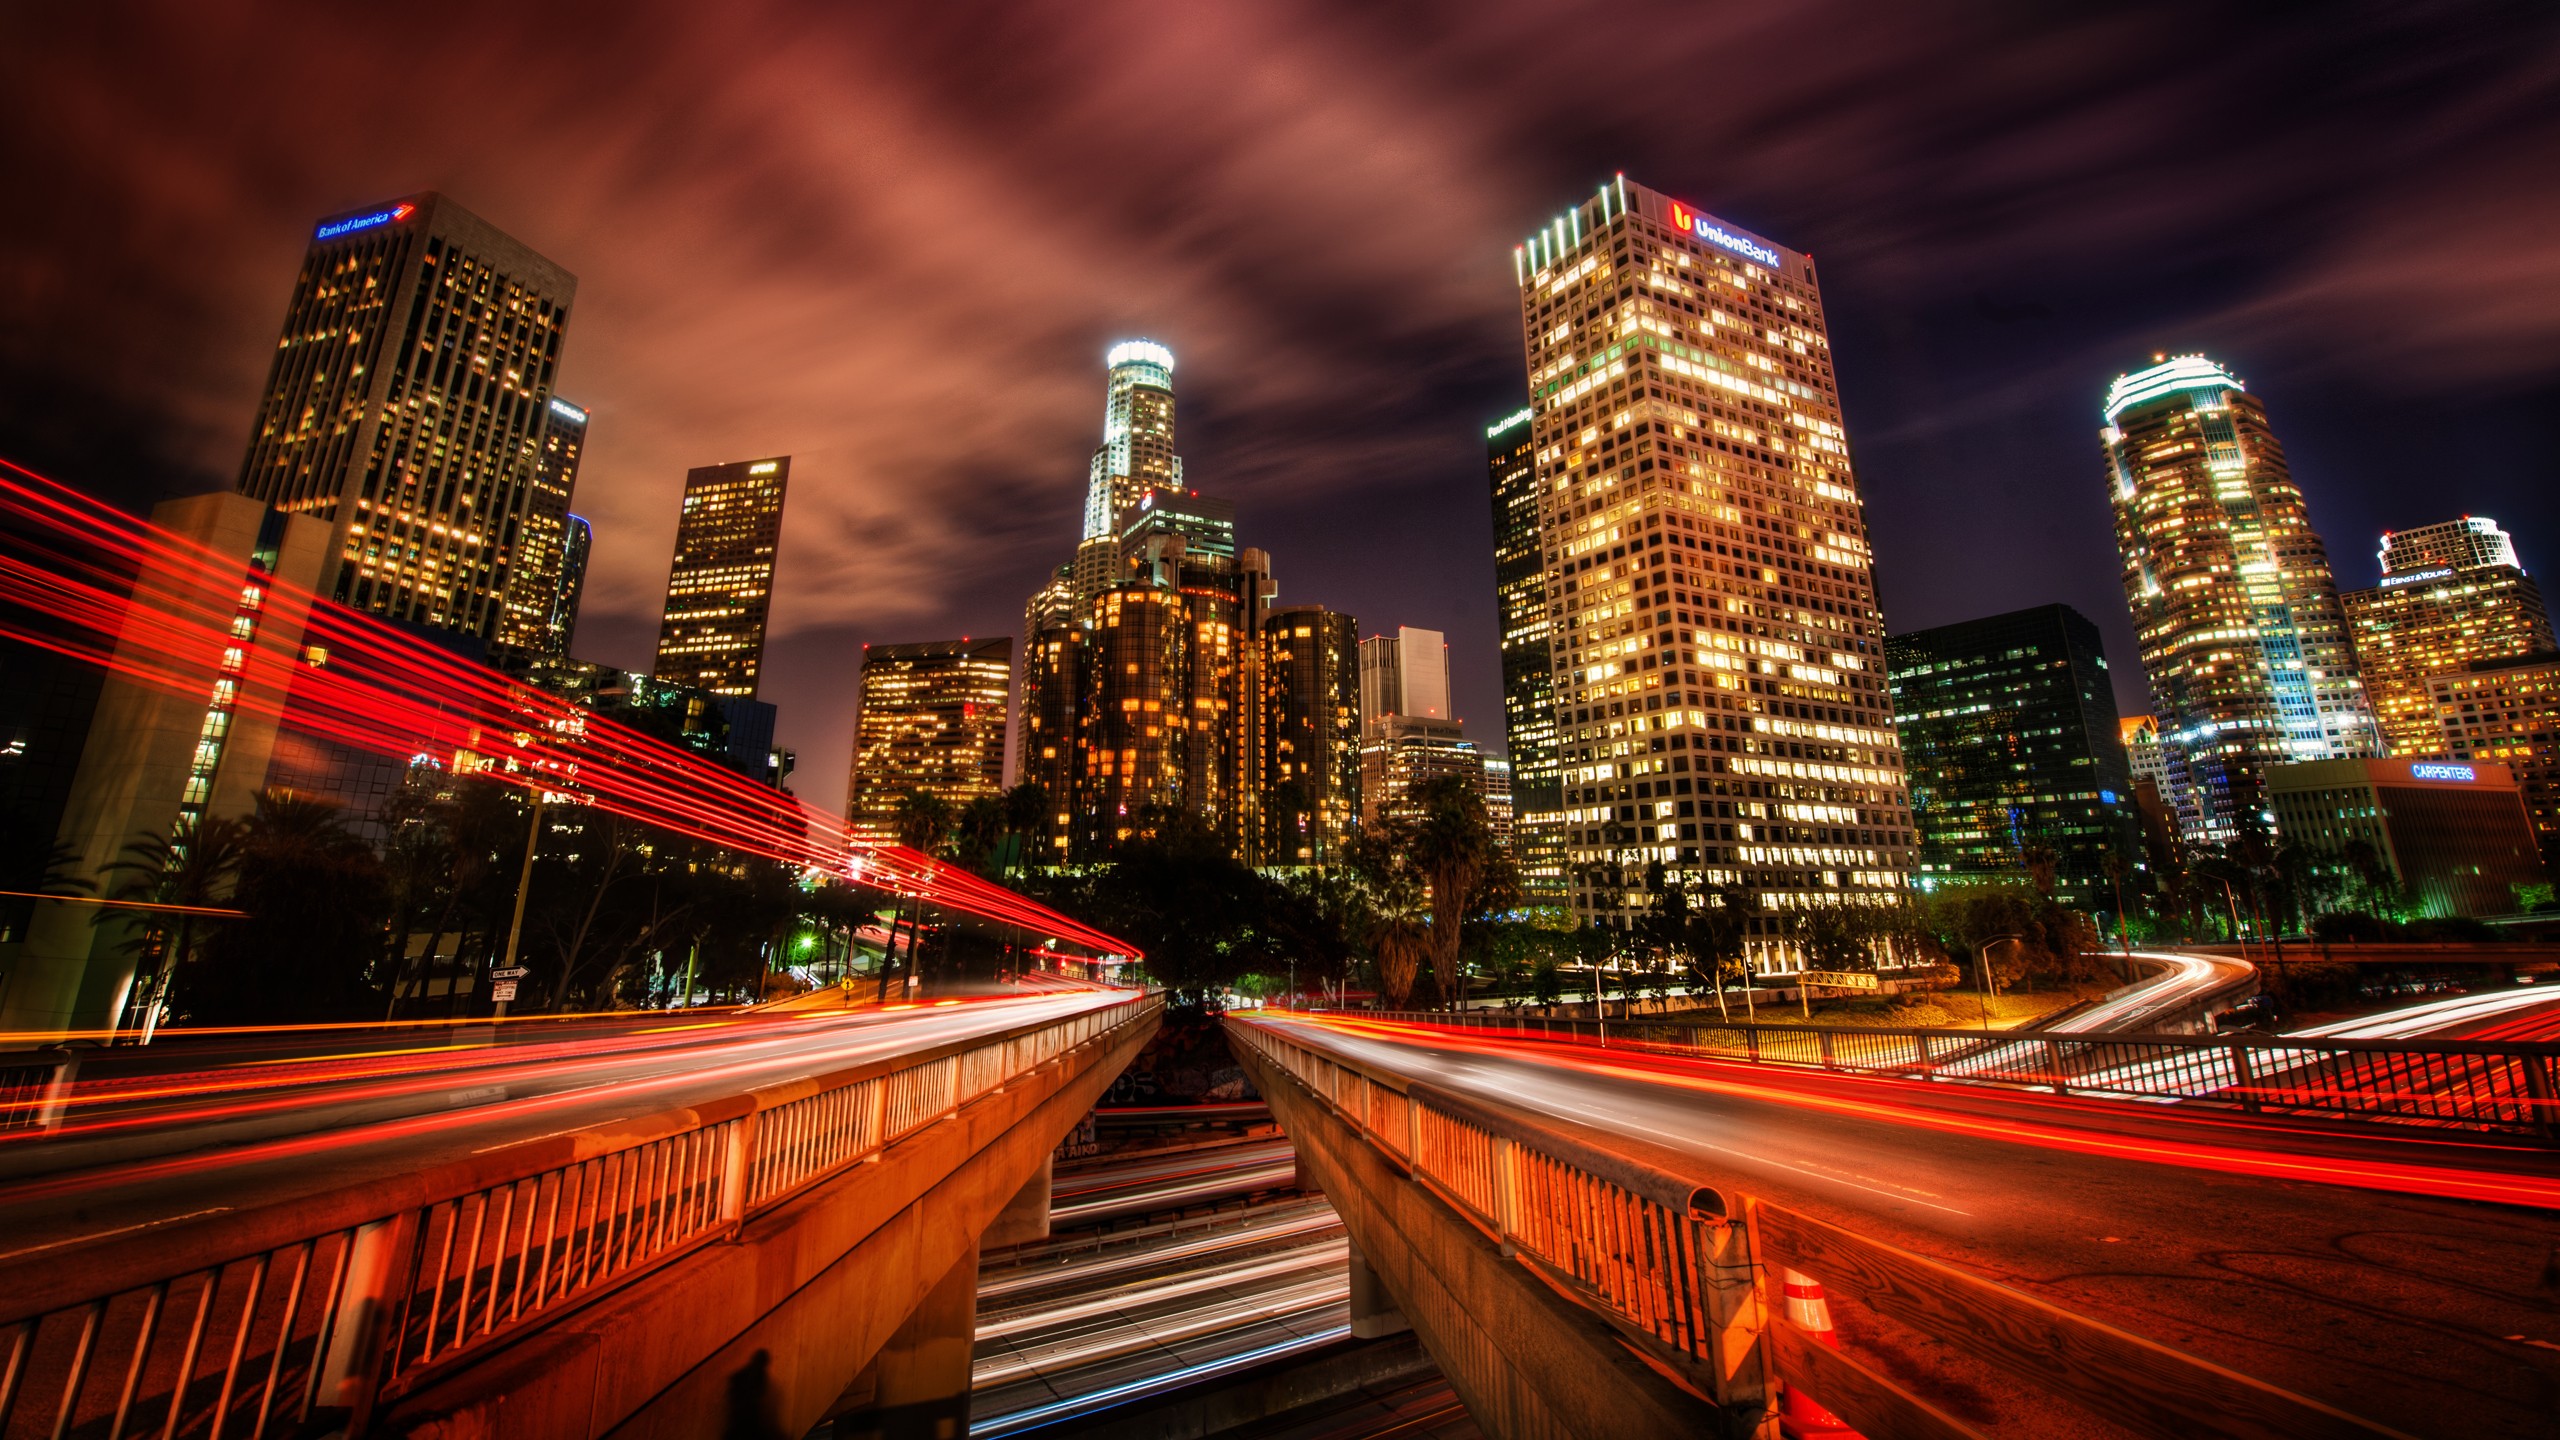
4;1;2554;812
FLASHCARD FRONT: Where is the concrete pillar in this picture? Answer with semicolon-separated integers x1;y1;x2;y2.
832;1239;980;1440
980;1153;1052;1249
1;494;330;1034
1348;1239;1410;1340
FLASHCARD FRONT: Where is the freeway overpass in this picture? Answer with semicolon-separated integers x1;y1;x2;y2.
0;990;1160;1439
1226;1003;2560;1439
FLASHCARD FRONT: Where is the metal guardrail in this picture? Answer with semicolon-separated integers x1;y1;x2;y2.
0;1048;78;1135
1229;1015;2411;1440
1336;1008;2560;1138
0;994;1159;1440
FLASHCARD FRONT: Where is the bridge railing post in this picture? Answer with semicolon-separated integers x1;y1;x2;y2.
720;1110;760;1227
311;1209;421;1432
1913;1031;1934;1078
2520;1050;2556;1139
2226;1039;2261;1113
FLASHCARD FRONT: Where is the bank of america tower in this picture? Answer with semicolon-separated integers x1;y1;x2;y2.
1510;176;1911;953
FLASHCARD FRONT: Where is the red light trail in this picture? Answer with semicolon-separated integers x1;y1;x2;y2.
0;457;1134;960
1294;1014;2560;1211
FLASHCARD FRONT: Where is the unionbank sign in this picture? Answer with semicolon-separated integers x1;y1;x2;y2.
1666;201;1780;267
315;202;416;241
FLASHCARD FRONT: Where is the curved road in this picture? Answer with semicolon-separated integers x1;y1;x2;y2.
1251;1011;2560;1439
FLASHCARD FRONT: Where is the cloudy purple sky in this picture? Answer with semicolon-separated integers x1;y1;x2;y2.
5;2;2556;813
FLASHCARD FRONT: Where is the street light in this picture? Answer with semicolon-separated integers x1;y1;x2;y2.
2211;876;2249;954
1974;932;2023;1035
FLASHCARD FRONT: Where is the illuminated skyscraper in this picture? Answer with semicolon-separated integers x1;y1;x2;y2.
235;193;576;640
2342;516;2551;757
1359;628;1451;724
2104;354;2377;844
1360;718;1483;828
498;396;588;660
2430;653;2560;871
1076;342;1184;598
1016;624;1085;858
844;638;1013;845
552;516;592;657
1488;407;1565;897
653;456;789;697
1512;177;1910;947
1886;605;2139;910
1260;606;1362;864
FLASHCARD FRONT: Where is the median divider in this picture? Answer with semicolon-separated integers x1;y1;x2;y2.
0;993;1161;1440
1230;1012;2417;1440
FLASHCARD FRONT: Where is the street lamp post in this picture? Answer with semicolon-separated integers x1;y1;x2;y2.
2212;876;2249;957
1974;932;2022;1035
494;792;545;1020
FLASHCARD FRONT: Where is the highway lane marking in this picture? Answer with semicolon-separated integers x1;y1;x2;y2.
0;1205;231;1261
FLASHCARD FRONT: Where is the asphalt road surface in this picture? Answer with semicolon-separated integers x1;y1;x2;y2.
0;992;1133;1266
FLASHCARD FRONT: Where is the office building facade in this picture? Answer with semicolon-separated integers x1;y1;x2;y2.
2267;757;2546;918
2342;516;2551;758
2431;653;2560;871
844;638;1013;845
1260;606;1362;864
1360;626;1452;727
1016;625;1085;858
1360;717;1484;829
1488;407;1567;897
1886;605;2140;910
235;193;576;642
1511;177;1910;949
498;396;589;660
1020;341;1356;864
2104;354;2379;845
653;456;789;696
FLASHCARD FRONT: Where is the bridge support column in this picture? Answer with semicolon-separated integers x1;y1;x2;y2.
981;1153;1051;1249
1348;1240;1409;1340
830;1240;980;1440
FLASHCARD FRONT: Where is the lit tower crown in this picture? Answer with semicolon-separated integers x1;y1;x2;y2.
2345;515;2552;757
2102;353;2379;842
1081;341;1183;542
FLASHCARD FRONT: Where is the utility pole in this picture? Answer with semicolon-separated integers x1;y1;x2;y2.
495;792;545;1019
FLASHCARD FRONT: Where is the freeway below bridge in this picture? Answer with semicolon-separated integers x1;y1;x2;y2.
1233;1009;2560;1439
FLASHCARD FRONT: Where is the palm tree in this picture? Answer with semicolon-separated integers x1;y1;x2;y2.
893;788;956;857
1405;775;1496;1008
953;794;1008;875
101;813;245;1035
190;792;390;1024
2020;842;2060;900
1696;883;1756;1020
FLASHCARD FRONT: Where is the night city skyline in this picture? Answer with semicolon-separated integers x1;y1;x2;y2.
6;10;2560;1439
3;3;2555;822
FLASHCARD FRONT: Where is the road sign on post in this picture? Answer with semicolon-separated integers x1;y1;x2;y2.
490;980;520;1003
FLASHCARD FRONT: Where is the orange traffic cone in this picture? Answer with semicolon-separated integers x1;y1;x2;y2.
1777;1267;1864;1439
